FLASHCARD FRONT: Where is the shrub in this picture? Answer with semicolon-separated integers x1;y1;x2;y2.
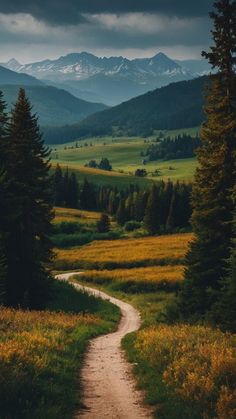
124;221;142;232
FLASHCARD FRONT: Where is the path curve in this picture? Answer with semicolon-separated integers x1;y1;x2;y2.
57;272;153;419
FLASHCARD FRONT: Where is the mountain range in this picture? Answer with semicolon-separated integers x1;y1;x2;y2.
2;52;211;106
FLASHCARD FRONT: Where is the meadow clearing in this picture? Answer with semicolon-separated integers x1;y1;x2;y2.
53;207;101;224
78;265;185;292
50;130;199;187
55;233;192;270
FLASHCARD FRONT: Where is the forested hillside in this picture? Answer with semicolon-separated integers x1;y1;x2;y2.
0;84;107;127
43;76;208;143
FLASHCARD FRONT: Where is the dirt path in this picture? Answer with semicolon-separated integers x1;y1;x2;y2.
57;273;153;419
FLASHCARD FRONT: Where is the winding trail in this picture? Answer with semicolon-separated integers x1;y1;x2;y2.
57;273;153;419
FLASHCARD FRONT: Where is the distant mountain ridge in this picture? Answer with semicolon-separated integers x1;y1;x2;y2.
2;52;211;105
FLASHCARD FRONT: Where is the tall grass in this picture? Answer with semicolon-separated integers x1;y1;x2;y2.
123;325;236;419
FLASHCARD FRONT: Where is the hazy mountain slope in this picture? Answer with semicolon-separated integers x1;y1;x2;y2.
43;76;208;144
0;85;108;126
0;65;43;86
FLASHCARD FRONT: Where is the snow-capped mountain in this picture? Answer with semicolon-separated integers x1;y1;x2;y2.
4;52;189;81
2;52;210;105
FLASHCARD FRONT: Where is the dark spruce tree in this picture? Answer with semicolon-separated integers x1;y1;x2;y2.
97;213;110;233
53;164;64;206
179;0;236;318
0;91;9;304
212;188;236;331
3;88;53;308
144;184;160;235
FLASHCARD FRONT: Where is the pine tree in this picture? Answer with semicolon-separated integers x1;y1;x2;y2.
144;184;160;235
211;183;236;331
53;164;64;206
0;92;9;304
179;0;236;318
67;173;79;208
3;88;53;308
97;213;110;233
0;236;7;305
116;199;127;226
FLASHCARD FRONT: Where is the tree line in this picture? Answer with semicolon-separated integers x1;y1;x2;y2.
142;134;201;161
0;89;53;309
52;166;192;234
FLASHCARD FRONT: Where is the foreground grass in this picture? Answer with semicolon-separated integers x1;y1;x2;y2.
55;233;192;270
123;326;236;419
0;281;120;419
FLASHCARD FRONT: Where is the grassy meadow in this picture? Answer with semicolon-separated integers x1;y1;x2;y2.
51;129;199;187
53;207;101;224
0;280;119;418
55;233;192;270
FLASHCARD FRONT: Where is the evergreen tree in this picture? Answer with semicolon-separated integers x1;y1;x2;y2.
67;173;79;208
211;184;236;331
0;237;7;305
80;178;96;210
97;213;110;233
3;88;53;308
0;92;9;304
144;184;160;235
53;164;64;206
116;199;127;226
180;0;236;318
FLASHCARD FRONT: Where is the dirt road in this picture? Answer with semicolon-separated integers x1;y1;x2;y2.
57;273;153;419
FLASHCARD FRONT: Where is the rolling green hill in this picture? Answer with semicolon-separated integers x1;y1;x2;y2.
51;130;198;186
0;85;108;127
44;76;208;144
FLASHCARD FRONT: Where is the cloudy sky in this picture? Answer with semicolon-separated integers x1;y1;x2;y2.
0;0;214;63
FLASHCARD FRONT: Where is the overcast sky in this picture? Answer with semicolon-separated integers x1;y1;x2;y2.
0;0;214;63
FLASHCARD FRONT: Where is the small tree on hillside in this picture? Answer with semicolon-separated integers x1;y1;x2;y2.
99;158;112;171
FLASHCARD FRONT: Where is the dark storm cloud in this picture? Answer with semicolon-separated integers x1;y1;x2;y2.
0;0;214;25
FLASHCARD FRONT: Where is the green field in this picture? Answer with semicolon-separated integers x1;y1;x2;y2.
51;128;199;186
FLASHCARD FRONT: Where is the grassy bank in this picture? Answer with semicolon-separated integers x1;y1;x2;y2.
0;280;120;419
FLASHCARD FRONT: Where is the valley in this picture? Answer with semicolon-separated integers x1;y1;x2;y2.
1;2;236;419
